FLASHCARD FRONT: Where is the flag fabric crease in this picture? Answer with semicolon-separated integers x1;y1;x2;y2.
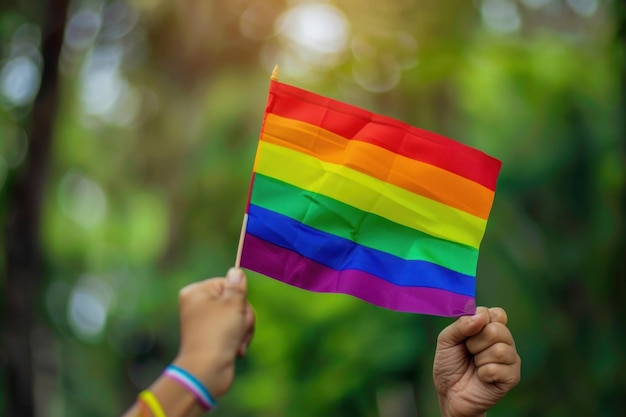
239;80;502;317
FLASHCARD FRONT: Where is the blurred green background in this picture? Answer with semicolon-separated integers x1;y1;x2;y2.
1;0;624;416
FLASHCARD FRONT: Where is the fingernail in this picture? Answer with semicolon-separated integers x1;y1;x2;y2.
227;268;243;284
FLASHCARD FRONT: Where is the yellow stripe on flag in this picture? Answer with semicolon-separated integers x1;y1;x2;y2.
254;141;487;249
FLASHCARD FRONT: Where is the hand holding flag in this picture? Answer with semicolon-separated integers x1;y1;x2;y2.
433;307;521;417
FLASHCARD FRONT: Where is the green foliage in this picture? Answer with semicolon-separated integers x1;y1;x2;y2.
1;0;624;416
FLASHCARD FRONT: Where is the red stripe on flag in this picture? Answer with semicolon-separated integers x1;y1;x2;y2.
268;81;501;191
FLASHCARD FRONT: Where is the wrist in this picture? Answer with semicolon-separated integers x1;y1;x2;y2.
437;395;486;417
142;376;206;417
173;352;234;399
165;364;219;410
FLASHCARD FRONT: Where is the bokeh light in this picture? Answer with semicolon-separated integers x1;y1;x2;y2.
566;0;598;17
67;275;115;342
481;0;522;33
268;2;351;75
79;45;140;125
0;56;41;107
0;23;42;108
101;1;139;41
277;3;350;56
57;171;108;229
64;9;101;51
519;0;554;10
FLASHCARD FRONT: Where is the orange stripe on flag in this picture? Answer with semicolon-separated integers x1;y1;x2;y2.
262;113;495;220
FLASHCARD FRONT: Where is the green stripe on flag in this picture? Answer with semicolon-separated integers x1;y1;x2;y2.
250;174;479;276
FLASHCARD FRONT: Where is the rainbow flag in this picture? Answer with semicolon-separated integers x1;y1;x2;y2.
239;79;501;317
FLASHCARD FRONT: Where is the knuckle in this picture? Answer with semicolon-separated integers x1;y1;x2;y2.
483;322;510;344
478;363;500;382
482;322;500;341
492;342;512;362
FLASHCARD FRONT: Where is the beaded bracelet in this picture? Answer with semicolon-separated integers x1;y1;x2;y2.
163;364;217;411
138;390;166;417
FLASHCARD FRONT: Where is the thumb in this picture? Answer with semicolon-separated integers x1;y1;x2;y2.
437;307;490;348
224;267;247;300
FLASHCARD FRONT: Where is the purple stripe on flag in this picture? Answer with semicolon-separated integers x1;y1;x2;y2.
241;234;476;317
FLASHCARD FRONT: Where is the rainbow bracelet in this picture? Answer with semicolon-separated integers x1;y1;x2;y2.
163;364;217;410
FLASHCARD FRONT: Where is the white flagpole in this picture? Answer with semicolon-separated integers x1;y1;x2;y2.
235;66;279;268
234;213;248;268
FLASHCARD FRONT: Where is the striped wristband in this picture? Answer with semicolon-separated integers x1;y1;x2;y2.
163;364;217;410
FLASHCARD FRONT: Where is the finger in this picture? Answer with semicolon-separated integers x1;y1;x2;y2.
224;268;247;302
237;333;254;357
237;304;256;356
179;277;225;302
476;359;521;387
465;322;514;355
241;303;255;338
473;342;518;367
237;304;256;357
488;307;508;325
436;307;491;348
